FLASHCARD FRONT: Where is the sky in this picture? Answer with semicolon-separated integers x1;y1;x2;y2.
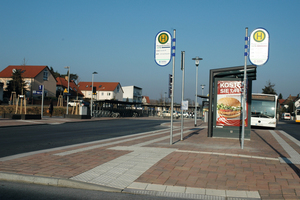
1;0;299;103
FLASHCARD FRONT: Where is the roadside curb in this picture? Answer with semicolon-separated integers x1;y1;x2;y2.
123;188;260;200
0;117;113;129
0;117;171;129
0;172;260;200
0;172;122;193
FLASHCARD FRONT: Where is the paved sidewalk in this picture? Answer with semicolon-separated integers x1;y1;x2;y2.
1;117;300;199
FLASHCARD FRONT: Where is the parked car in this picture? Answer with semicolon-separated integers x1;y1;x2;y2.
282;113;291;120
182;112;189;118
161;110;179;119
68;100;89;107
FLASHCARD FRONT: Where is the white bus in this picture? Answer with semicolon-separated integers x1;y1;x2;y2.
251;93;278;128
296;106;300;123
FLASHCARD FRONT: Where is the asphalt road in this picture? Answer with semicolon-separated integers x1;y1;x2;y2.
277;119;300;140
0;119;170;158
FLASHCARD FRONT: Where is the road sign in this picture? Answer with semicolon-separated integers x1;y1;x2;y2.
249;28;269;66
39;85;43;90
181;100;188;110
63;88;68;93
154;30;172;67
33;90;42;95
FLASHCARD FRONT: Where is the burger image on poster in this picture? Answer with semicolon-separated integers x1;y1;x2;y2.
217;97;242;118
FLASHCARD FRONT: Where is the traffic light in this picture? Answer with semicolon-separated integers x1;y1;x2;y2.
92;86;96;95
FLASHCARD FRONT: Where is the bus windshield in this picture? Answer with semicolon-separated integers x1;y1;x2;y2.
251;100;276;118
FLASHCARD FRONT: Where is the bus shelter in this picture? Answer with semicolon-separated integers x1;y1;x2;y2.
207;65;257;138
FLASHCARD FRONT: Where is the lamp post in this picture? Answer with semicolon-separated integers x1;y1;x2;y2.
91;72;98;117
64;66;70;115
192;57;203;127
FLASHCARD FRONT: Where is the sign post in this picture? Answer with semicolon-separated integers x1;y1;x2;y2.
241;27;269;149
180;51;185;141
40;85;44;118
155;29;176;145
170;29;176;145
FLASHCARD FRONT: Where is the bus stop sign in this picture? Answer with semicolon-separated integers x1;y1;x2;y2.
249;28;270;66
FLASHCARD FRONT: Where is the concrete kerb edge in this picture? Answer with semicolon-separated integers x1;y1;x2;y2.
123;188;261;200
0;172;122;193
0;117;114;129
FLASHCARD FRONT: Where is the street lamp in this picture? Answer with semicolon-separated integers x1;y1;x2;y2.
64;66;70;115
192;56;203;127
91;72;98;117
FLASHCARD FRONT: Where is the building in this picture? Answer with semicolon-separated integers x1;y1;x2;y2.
78;82;123;101
56;77;84;99
281;94;299;111
0;65;56;97
122;86;142;103
142;96;150;104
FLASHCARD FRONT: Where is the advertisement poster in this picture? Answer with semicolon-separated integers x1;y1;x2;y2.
216;80;248;127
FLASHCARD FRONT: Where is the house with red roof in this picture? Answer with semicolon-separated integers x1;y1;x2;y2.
78;82;123;101
0;65;56;97
56;77;84;99
142;96;150;104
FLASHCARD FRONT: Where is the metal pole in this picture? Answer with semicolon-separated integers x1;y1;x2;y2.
91;73;94;117
181;51;185;141
192;57;202;126
241;27;248;149
201;84;205;119
164;92;166;107
195;65;198;126
170;29;176;145
66;67;70;115
41;85;44;118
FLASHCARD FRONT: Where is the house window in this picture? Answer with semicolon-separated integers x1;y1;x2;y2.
102;93;104;96
43;70;48;80
108;93;111;96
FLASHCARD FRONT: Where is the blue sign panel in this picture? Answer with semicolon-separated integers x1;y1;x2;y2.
33;90;43;95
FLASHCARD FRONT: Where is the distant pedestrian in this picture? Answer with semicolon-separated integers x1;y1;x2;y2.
49;99;53;117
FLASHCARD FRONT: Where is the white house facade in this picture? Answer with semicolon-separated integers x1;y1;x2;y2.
122;86;142;103
78;82;123;101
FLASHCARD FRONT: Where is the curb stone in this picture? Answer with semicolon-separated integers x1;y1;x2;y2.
0;172;261;200
123;188;261;200
0;172;121;193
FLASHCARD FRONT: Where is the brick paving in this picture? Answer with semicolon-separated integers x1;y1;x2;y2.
1;117;300;199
